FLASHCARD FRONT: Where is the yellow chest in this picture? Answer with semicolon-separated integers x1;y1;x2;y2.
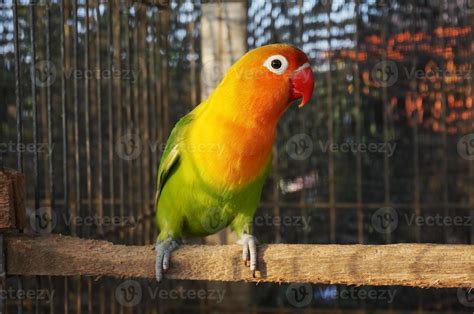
187;114;274;187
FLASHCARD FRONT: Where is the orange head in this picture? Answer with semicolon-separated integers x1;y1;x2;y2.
208;44;315;126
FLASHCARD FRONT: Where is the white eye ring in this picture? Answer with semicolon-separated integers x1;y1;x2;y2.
263;55;289;75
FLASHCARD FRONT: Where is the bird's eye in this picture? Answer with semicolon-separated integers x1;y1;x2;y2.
263;55;288;75
271;59;282;69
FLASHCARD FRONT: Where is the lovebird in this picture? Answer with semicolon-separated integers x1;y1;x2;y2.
154;44;314;281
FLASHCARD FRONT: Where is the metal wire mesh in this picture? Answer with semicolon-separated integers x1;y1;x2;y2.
0;0;472;312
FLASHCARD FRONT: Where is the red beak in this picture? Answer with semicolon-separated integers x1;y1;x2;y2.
289;63;314;108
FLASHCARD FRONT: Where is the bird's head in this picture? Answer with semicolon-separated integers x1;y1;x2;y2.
210;44;314;125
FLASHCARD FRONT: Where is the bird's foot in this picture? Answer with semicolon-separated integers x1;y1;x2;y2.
155;237;179;282
237;234;259;277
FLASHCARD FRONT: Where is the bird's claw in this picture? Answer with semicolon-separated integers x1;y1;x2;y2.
155;237;179;282
238;234;258;277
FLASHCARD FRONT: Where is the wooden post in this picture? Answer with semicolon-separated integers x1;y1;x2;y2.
0;169;26;230
200;0;247;246
0;169;25;313
200;0;247;100
0;234;5;313
0;235;4;278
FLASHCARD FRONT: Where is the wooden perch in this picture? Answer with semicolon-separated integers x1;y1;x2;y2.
5;234;474;288
0;169;26;230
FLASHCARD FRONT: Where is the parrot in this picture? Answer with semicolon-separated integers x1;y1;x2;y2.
154;43;314;282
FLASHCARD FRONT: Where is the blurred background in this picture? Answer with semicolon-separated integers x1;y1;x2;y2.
0;0;473;312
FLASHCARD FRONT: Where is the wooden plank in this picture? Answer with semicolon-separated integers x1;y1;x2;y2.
11;170;26;229
0;172;15;229
5;234;474;288
0;169;26;230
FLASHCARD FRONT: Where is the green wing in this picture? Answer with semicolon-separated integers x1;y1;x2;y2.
154;113;194;209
